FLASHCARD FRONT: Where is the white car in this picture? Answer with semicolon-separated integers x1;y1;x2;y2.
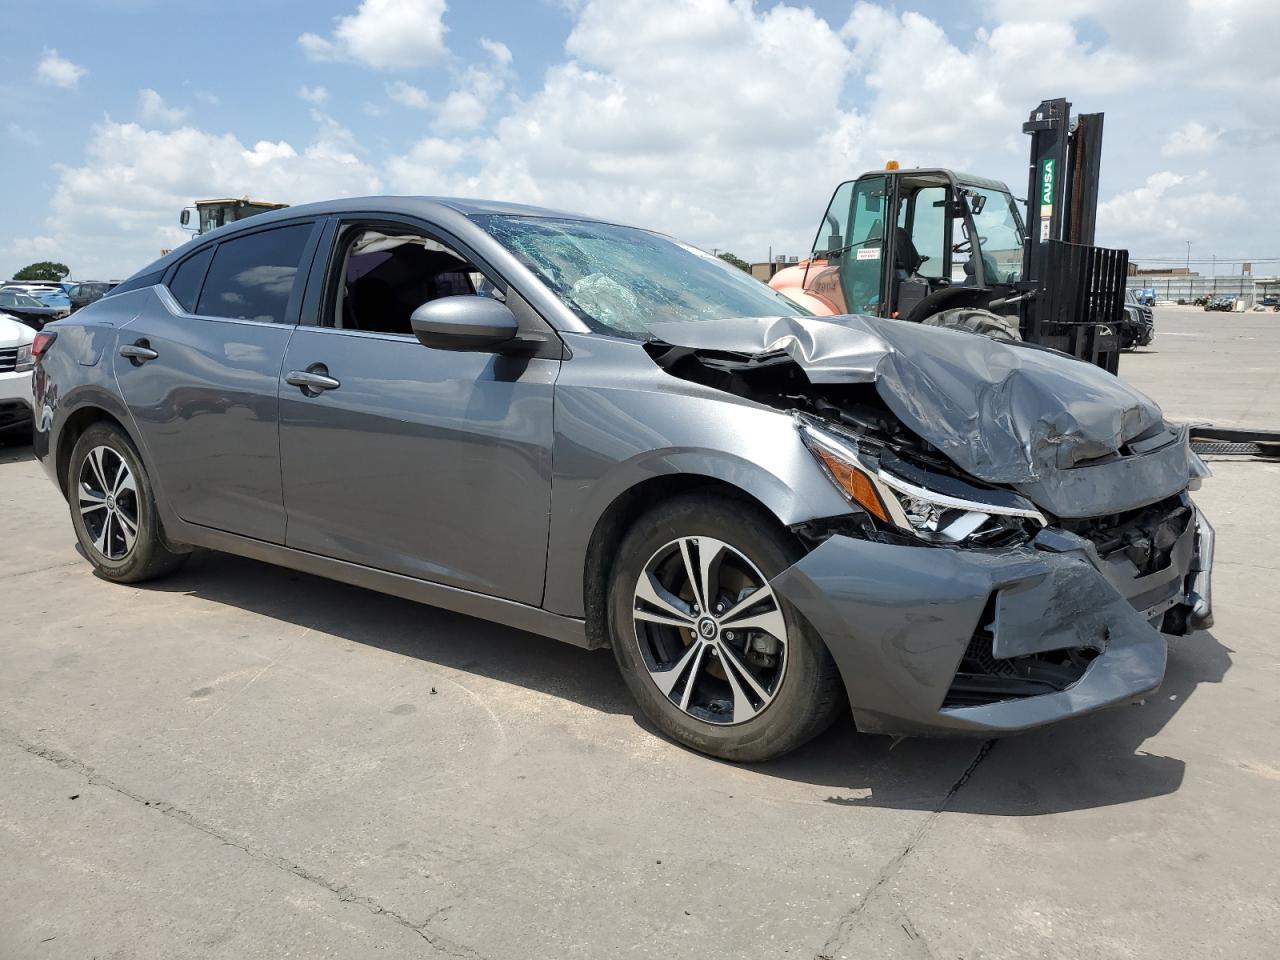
0;310;35;442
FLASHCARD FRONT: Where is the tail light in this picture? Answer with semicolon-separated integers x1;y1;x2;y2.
31;331;57;361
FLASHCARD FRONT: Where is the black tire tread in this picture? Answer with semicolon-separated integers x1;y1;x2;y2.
922;307;1022;341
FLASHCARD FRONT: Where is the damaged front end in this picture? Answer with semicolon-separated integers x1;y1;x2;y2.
646;313;1215;737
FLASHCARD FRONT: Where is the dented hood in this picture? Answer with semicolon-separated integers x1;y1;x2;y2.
646;314;1195;516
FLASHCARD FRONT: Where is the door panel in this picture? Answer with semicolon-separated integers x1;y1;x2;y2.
113;303;294;541
278;328;558;605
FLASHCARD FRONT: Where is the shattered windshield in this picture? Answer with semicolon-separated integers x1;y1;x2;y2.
475;215;808;339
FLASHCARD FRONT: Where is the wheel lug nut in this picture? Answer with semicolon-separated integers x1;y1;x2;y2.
725;631;734;641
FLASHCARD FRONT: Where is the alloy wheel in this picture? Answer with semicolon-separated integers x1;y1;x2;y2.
77;445;139;561
632;536;789;725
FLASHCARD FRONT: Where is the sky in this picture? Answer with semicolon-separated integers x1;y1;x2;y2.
1;0;1276;281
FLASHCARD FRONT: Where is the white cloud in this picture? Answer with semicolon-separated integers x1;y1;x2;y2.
434;38;513;130
298;84;330;104
11;0;1280;278
1098;171;1249;251
387;80;431;109
7;119;381;279
193;90;222;106
1162;121;1220;158
299;0;449;69
35;49;87;89
138;89;189;128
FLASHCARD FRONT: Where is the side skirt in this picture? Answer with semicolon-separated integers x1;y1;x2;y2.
172;521;592;649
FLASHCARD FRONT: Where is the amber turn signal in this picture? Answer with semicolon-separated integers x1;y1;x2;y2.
814;448;890;522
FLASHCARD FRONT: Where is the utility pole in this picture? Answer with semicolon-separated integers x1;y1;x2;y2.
1185;240;1191;274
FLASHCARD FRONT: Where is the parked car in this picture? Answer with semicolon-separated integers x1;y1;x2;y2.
31;198;1215;761
0;311;36;442
1121;289;1155;349
67;281;117;312
3;282;73;311
0;289;69;329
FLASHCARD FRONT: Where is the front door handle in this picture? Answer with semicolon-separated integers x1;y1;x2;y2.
119;341;159;364
286;365;341;396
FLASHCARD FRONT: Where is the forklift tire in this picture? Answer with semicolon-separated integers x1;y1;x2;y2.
921;308;1022;342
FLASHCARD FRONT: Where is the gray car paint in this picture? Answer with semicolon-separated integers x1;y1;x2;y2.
111;286;297;542
278;325;558;605
33;195;1213;740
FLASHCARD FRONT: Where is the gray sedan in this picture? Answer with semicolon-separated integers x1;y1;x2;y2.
31;198;1214;760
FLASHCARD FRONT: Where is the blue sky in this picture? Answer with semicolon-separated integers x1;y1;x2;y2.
2;0;1275;280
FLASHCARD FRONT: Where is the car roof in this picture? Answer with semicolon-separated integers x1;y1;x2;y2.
136;195;634;281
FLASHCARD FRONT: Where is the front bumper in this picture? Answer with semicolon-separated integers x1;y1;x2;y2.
0;371;34;428
772;504;1212;737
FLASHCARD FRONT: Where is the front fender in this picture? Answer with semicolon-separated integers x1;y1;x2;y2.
541;333;852;618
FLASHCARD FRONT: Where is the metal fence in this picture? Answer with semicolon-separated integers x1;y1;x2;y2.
1126;276;1280;304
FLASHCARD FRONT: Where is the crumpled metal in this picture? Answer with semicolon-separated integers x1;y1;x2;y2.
645;313;1182;493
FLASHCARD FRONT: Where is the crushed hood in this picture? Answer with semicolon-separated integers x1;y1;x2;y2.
646;314;1194;516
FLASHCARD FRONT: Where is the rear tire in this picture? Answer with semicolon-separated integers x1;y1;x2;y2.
608;493;845;762
68;422;188;584
921;307;1022;341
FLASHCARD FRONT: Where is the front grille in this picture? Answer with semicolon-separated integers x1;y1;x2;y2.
942;604;1098;709
0;347;17;373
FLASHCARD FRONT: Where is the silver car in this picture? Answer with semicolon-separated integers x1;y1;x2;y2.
32;198;1214;761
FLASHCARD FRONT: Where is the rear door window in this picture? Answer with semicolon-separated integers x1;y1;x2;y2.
195;224;313;324
167;246;214;313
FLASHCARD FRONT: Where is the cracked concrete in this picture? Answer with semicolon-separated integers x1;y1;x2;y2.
817;740;996;960
2;306;1278;959
0;727;484;958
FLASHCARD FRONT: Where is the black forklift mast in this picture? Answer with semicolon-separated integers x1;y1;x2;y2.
1020;98;1127;372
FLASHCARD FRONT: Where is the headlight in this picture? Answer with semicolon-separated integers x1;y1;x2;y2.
798;417;1046;545
14;343;34;372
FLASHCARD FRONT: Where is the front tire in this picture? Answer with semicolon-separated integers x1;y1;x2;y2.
921;307;1022;341
608;494;844;762
67;422;188;583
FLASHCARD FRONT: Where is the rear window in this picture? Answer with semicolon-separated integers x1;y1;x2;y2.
194;224;313;324
168;246;214;313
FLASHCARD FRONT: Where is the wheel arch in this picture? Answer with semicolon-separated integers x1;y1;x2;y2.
55;405;132;498
581;473;799;650
902;285;995;324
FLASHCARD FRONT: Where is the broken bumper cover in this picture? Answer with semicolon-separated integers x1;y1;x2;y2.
772;507;1213;737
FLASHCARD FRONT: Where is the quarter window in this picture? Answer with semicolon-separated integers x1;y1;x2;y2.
195;224;313;324
167;246;214;313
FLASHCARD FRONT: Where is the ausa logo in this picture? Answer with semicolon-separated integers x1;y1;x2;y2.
1040;158;1056;209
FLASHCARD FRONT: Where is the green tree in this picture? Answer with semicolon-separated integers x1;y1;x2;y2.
14;261;71;282
717;251;751;273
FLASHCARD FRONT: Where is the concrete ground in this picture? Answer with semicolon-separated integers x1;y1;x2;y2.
1;305;1277;959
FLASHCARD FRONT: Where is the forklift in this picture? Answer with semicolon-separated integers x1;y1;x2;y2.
770;98;1128;372
179;197;289;236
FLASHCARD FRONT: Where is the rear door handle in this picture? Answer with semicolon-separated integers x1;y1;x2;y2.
119;341;159;364
286;366;341;396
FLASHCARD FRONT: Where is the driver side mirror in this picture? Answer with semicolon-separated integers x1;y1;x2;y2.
179;208;190;226
410;295;519;352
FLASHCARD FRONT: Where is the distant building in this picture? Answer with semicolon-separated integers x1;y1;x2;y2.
1128;264;1197;277
751;255;800;282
